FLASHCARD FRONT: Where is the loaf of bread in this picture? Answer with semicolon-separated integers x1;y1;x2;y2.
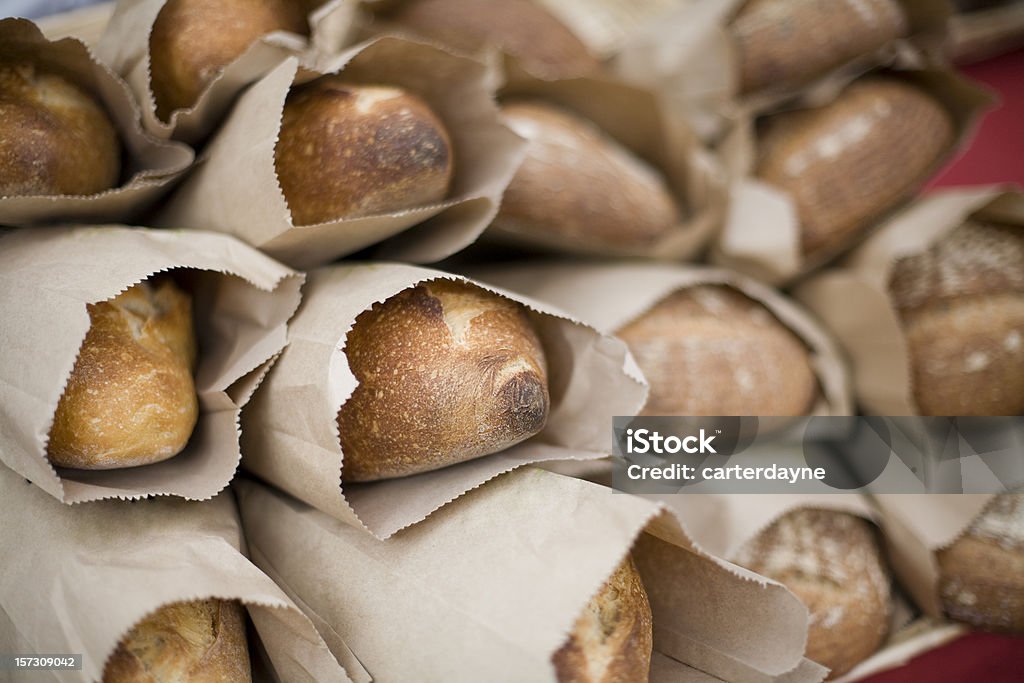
732;0;908;94
733;509;891;679
938;493;1024;632
46;278;198;470
615;286;817;416
494;101;679;253
275;78;453;226
338;280;548;481
382;0;600;79
103;599;251;683
149;0;309;120
756;78;953;261
553;555;653;683
0;62;120;197
888;220;1024;415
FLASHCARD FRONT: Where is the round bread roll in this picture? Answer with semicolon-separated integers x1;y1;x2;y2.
495;101;680;253
733;509;891;679
938;493;1024;632
888;221;1024;415
149;0;309;120
0;62;120;197
338;280;549;482
275;78;454;226
615;285;818;416
732;0;908;95
103;599;251;683
382;0;600;79
553;555;653;683
756;78;953;261
47;278;199;470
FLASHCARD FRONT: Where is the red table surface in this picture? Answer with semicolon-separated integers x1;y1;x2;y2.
862;47;1023;683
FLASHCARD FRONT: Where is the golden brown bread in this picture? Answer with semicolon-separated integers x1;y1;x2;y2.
494;101;680;253
274;78;454;226
103;599;251;683
889;221;1024;415
46;278;198;470
756;78;953;261
732;0;908;94
615;286;817;416
734;509;891;679
553;555;653;683
382;0;600;79
149;0;309;120
338;280;549;481
0;62;120;197
938;493;1024;633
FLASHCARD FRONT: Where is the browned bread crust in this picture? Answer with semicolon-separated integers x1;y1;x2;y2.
275;78;453;226
938;493;1024;632
756;78;953;260
889;221;1024;415
338;280;549;482
103;599;251;683
383;0;600;79
0;62;120;197
46;278;198;470
734;509;891;679
553;555;653;683
495;101;679;253
615;285;817;416
732;0;908;94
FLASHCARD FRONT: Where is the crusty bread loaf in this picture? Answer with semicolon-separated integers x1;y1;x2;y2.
732;0;908;94
103;599;251;683
733;509;891;679
756;78;953;261
938;493;1024;632
0;62;120;197
888;220;1024;415
494;101;680;253
382;0;600;79
553;555;653;683
275;79;453;226
615;285;817;416
149;0;308;120
338;280;548;481
47;278;198;470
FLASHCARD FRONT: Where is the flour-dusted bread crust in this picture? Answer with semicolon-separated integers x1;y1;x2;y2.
46;278;198;470
732;0;908;94
0;62;120;197
615;285;817;416
889;221;1024;415
275;78;454;226
495;101;680;253
938;493;1024;632
733;509;891;679
382;0;600;79
149;0;309;120
553;556;653;683
756;78;953;260
103;599;251;683
338;280;549;482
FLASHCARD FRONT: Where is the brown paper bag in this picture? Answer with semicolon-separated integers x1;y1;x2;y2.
239;262;648;539
0;465;351;683
0;19;193;226
468;261;852;416
153;36;525;269
236;468;828;682
0;225;303;504
794;187;1022;415
94;0;356;144
710;68;995;286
